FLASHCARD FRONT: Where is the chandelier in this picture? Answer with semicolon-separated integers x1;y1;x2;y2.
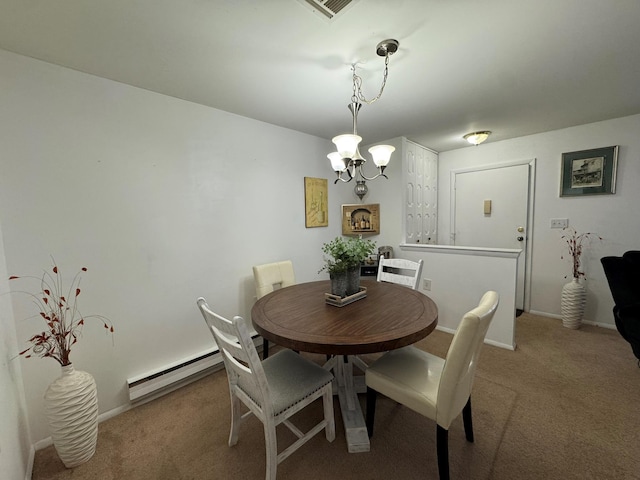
328;39;399;200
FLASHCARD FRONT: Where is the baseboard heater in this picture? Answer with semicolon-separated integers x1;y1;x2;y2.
127;335;263;404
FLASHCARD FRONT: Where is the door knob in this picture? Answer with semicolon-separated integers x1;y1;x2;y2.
517;236;524;241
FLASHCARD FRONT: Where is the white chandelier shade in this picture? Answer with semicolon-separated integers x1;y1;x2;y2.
327;152;346;172
332;134;362;159
368;144;395;166
327;140;396;181
330;134;396;165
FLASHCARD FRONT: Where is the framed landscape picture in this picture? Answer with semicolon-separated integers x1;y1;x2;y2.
304;177;328;227
341;203;380;235
560;146;618;197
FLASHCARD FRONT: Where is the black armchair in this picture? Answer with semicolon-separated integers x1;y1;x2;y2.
601;251;640;365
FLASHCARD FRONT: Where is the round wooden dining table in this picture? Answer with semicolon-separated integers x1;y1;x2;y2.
251;279;438;453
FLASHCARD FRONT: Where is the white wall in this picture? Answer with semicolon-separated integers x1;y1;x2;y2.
359;136;406;248
0;49;401;448
5;43;638;467
343;146;520;349
0;222;32;480
400;245;518;349
438;115;640;325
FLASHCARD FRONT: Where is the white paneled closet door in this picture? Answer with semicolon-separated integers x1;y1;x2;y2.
403;138;438;244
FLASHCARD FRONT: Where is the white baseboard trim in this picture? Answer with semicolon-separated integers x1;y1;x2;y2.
33;403;134;453
485;338;516;351
33;436;52;451
528;310;561;319
582;320;616;330
527;310;616;330
435;325;455;335
435;325;515;351
98;403;132;423
25;445;35;480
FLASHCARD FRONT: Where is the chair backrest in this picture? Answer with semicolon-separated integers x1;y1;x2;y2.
196;297;273;413
436;291;499;428
601;252;640;308
376;257;424;290
253;260;296;299
622;250;640;266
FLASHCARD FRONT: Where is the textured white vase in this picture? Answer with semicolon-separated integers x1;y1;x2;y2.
44;364;99;468
561;277;586;329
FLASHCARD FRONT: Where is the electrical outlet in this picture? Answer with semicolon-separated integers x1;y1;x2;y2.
550;218;569;229
423;278;432;291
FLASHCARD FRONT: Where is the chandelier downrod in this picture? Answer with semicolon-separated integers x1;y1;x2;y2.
349;102;361;136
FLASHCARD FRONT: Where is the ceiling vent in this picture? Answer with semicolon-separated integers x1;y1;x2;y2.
299;0;360;20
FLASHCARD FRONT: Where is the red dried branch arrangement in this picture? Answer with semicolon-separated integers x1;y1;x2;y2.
9;262;113;366
560;227;602;280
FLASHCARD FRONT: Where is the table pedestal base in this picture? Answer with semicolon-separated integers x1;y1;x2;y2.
336;383;369;452
326;355;370;453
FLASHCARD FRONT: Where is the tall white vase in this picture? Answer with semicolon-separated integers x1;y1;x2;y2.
561;277;586;329
44;364;99;468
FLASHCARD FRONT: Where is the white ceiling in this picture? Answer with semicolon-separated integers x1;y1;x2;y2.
2;0;640;152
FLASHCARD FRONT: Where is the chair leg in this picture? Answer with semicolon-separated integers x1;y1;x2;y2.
462;397;474;443
262;338;269;359
264;421;278;480
228;390;242;447
322;385;336;442
436;425;450;480
366;387;377;438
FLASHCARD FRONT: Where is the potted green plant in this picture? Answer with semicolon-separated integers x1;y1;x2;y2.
320;236;376;297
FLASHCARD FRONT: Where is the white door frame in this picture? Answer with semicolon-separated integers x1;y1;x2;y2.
450;158;536;312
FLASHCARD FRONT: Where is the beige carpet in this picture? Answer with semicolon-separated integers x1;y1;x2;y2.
32;313;640;479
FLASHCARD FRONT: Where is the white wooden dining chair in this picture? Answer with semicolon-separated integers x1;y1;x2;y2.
365;291;499;480
197;297;335;480
253;260;296;358
376;257;424;290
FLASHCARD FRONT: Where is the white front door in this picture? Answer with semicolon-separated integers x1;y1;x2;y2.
452;162;531;310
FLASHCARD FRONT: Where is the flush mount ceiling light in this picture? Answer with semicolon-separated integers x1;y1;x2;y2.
328;39;399;200
464;131;492;146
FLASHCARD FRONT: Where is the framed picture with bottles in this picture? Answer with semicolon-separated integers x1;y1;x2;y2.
304;177;328;227
341;203;380;235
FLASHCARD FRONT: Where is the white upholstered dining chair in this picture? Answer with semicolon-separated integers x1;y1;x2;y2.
253;260;296;358
376;257;424;290
197;297;335;480
365;291;499;480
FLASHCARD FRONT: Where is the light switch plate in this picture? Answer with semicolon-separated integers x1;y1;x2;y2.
550;218;569;229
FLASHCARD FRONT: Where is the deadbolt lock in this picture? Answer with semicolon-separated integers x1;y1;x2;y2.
517;226;524;232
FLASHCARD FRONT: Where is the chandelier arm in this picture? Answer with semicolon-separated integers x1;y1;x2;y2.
333;168;355;185
357;167;385;182
334;175;354;184
333;168;354;184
